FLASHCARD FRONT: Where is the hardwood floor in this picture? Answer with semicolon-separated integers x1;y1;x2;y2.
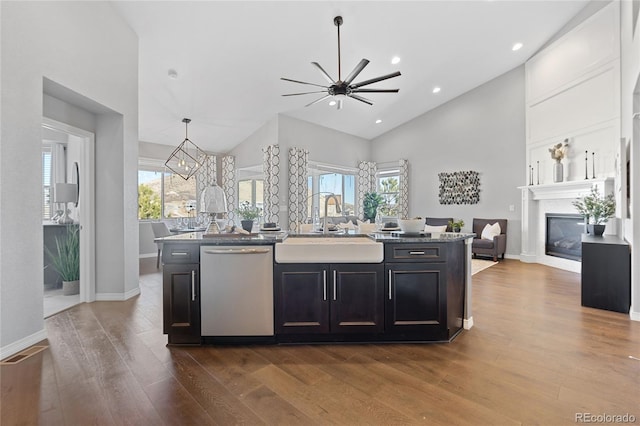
2;259;639;425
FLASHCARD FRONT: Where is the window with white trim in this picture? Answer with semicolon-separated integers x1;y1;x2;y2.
307;164;356;219
138;159;197;220
377;168;400;218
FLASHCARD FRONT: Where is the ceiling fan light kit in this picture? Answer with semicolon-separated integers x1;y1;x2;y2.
281;16;401;109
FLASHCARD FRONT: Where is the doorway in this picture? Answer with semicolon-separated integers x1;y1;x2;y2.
42;119;96;318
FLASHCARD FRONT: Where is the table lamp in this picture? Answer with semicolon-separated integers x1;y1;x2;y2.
200;184;227;233
55;183;78;224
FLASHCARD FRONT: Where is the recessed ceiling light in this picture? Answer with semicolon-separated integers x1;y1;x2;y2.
375;119;382;124
432;87;441;94
512;42;523;51
329;100;337;106
391;56;401;65
168;69;178;79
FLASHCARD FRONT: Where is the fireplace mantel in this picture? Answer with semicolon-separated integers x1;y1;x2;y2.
518;178;614;201
519;177;615;272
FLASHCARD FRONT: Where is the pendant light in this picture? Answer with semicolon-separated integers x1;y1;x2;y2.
165;118;206;180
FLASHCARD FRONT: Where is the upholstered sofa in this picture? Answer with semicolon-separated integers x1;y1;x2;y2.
425;217;454;232
471;218;507;262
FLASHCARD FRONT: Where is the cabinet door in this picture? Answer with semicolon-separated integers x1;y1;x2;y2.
385;263;446;334
274;263;329;334
330;264;384;333
163;263;201;344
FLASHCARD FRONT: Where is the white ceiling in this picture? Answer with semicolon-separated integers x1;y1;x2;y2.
110;1;589;153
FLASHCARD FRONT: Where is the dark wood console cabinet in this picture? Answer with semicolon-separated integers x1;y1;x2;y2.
581;235;630;314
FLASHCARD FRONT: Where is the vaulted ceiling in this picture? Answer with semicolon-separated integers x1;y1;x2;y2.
110;1;589;153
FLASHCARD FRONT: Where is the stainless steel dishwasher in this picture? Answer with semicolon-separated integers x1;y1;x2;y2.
200;245;274;336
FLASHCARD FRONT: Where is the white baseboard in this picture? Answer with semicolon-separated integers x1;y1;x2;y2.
504;253;520;260
139;253;156;259
630;309;640;322
463;316;474;330
0;328;48;361
520;253;537;263
96;287;141;301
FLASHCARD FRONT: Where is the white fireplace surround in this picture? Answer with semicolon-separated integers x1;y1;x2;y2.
519;178;615;273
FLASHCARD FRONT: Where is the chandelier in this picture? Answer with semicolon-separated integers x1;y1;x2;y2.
165;118;206;180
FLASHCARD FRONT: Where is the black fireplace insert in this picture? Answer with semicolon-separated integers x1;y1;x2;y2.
545;213;583;261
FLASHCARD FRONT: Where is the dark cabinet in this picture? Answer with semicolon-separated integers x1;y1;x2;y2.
274;263;384;336
385;263;446;336
384;242;465;341
163;245;200;344
581;235;630;314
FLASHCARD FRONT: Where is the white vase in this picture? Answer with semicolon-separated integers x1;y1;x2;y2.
62;280;79;295
553;161;563;183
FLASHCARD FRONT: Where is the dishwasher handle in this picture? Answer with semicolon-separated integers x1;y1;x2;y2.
203;248;271;255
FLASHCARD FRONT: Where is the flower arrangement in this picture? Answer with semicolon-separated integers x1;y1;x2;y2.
549;138;569;162
572;186;615;225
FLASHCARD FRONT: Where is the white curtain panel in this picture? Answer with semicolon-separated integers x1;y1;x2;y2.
51;143;66;209
221;155;236;223
288;147;308;232
398;159;409;219
357;161;377;220
262;144;280;225
196;155;217;213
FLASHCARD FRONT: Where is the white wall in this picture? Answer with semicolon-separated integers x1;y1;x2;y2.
371;66;526;257
0;2;138;358
620;1;640;321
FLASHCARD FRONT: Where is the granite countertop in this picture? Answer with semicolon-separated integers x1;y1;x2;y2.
158;230;475;245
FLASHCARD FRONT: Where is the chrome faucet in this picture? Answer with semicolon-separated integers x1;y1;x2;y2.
323;193;341;234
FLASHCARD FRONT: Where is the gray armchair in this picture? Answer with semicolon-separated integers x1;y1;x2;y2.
472;218;507;262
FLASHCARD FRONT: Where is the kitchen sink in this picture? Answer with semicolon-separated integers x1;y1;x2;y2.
275;236;383;263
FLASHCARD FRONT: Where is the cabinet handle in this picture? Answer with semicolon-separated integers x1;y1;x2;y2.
323;270;327;301
333;270;337;301
409;251;425;255
191;270;196;301
171;252;189;256
388;269;392;300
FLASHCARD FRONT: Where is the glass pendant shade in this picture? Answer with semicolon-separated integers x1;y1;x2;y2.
165;118;206;180
200;185;227;214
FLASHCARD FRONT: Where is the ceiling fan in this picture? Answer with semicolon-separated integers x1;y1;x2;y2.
281;16;401;110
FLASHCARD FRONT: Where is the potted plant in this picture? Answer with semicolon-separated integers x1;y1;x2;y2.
44;225;80;295
236;201;261;232
363;192;383;223
448;219;465;233
572;186;615;236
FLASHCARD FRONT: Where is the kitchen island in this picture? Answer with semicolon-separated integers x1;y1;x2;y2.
158;230;474;345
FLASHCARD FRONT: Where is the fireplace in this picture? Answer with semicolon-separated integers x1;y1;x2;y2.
545;213;583;261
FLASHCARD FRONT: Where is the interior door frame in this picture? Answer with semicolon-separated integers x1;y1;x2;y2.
42;118;96;303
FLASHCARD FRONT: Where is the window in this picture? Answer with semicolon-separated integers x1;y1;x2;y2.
238;179;264;212
307;164;356;219
138;159;197;220
377;169;400;218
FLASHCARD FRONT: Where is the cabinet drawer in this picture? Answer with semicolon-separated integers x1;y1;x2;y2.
385;244;446;262
162;244;200;264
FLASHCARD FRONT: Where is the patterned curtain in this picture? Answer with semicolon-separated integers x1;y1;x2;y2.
288;147;309;232
398;159;409;219
262;145;280;225
196;155;217;213
221;155;236;223
357;161;377;220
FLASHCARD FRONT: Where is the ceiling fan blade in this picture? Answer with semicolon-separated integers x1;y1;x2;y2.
311;62;336;84
343;59;369;85
282;90;328;96
351;88;399;93
281;77;328;89
350;71;402;89
305;94;331;107
348;94;374;105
